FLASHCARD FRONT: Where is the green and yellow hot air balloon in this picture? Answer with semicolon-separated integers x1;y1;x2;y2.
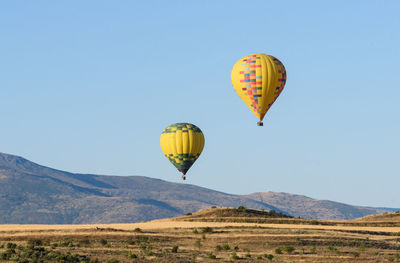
160;123;205;180
231;53;287;126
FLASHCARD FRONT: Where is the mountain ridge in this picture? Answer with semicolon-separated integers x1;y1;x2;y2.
244;191;395;220
0;152;393;224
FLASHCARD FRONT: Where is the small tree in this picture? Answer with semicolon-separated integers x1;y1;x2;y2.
202;227;213;233
128;253;137;258
171;245;179;253
283;246;295;254
207;252;216;259
237;206;247;212
222;244;230;250
231;251;239;259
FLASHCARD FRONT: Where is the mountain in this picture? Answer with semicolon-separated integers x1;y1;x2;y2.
244;192;390;220
0;152;278;224
0;152;391;224
364;207;400;212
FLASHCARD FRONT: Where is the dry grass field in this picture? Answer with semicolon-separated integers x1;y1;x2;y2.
1;208;400;262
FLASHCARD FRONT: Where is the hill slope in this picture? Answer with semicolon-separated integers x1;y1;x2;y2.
0;152;392;223
354;211;400;222
245;192;388;220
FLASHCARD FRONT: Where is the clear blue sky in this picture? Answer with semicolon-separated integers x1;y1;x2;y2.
1;1;399;207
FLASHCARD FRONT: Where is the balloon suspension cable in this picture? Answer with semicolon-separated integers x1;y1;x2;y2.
257;121;264;126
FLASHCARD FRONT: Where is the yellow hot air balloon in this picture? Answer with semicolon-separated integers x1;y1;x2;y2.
231;53;287;126
160;123;205;180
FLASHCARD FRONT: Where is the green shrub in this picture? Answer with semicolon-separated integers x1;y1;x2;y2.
231;251;239;259
6;243;17;249
127;239;136;245
172;245;178;253
264;254;274;260
106;259;120;263
202;227;213;233
269;209;276;215
28;239;43;247
133;228;142;233
186;212;192;216
215;245;222;251
0;245;90;262
233;245;239;251
222;244;230;250
275;248;282;254
327;245;339;253
140;244;153;256
193;228;198;234
58;240;74;247
237;206;247;212
310;246;316;254
211;206;217;208
283;246;295;254
1;251;11;260
100;239;108;245
207;252;216;259
327;246;335;251
128;252;137;258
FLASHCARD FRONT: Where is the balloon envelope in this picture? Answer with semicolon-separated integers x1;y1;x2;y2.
160;123;205;177
231;53;286;125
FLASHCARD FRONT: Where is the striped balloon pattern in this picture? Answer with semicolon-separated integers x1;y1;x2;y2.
160;123;205;176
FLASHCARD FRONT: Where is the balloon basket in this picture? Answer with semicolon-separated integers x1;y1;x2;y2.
257;122;263;126
181;176;186;180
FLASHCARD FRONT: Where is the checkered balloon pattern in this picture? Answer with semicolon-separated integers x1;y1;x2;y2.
160;123;205;176
231;53;286;122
